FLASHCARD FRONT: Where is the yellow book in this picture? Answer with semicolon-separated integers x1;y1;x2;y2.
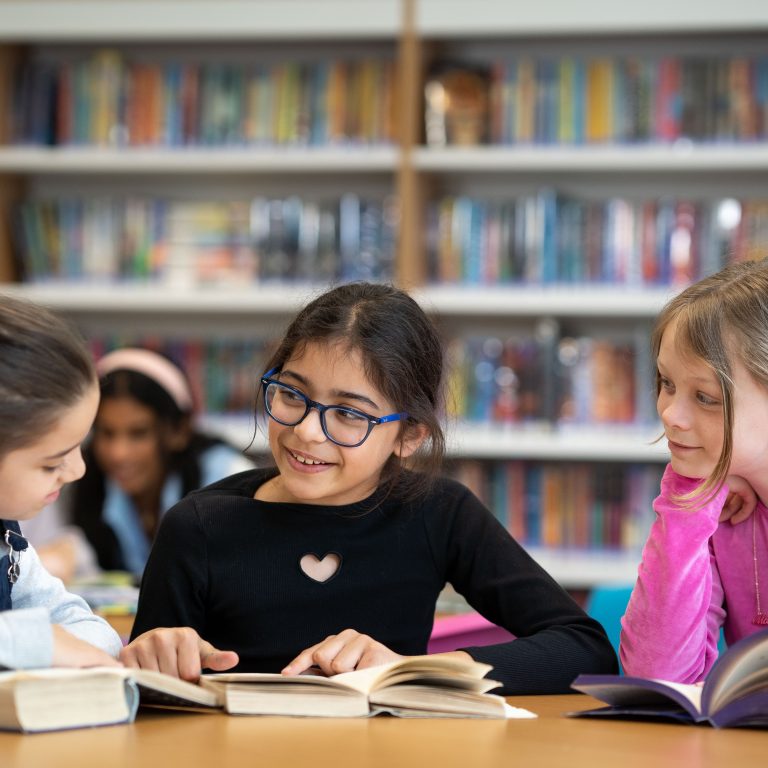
586;58;613;143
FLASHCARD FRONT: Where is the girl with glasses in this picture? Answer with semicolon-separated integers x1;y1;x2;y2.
121;282;617;692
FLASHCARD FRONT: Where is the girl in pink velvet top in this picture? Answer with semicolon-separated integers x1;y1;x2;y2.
620;257;768;683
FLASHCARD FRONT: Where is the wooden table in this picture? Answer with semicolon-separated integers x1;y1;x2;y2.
1;695;766;768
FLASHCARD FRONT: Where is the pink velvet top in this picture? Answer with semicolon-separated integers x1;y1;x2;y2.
620;464;768;683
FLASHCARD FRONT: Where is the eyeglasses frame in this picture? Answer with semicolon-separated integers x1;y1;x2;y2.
260;368;408;448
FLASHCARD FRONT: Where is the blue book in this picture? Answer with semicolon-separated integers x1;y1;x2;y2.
572;628;768;728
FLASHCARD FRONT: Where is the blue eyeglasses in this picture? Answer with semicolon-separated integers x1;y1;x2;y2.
260;368;408;448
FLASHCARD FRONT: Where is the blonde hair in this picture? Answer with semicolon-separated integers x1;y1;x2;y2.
652;256;768;503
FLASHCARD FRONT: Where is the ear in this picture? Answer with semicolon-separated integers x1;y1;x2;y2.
393;423;429;459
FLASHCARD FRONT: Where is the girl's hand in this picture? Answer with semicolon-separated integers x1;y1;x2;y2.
282;629;403;676
120;627;239;681
720;475;758;525
51;624;122;668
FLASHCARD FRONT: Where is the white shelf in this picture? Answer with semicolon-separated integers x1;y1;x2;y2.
0;1;401;41
447;425;667;462
525;548;639;588
413;144;768;174
415;285;675;318
0;283;319;315
0;147;399;175
0;283;677;319
7;142;768;175
417;0;768;36
199;415;667;464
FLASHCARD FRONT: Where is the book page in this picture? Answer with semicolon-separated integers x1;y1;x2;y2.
331;655;494;695
132;668;221;708
703;630;768;714
572;674;703;717
201;672;357;692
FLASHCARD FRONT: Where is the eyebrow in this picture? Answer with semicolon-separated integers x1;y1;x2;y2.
43;443;79;460
280;370;380;410
657;358;718;385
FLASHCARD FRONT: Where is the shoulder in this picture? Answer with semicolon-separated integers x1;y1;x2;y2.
426;475;477;505
161;467;275;531
194;465;273;496
401;473;486;522
199;443;256;485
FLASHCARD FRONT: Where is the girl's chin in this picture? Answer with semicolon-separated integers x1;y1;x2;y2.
669;457;714;480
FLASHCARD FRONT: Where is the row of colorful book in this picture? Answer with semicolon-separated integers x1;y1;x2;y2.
86;328;656;431
446;330;657;428
427;193;765;287
15;190;765;288
87;336;271;417
13;195;397;285
13;49;397;147
427;54;768;146
451;459;662;551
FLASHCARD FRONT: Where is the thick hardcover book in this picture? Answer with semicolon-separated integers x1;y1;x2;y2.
571;628;768;728
199;655;518;719
0;667;219;733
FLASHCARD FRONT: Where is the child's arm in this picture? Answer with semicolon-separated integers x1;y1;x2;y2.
620;464;727;683
121;501;238;680
0;544;122;668
425;482;618;694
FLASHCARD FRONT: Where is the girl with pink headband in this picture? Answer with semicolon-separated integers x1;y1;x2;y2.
27;347;254;580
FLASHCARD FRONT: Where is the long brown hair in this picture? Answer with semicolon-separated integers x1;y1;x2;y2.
258;282;446;500
652;257;768;502
0;294;96;459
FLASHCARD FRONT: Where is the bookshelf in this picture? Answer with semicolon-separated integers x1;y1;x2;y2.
2;0;767;588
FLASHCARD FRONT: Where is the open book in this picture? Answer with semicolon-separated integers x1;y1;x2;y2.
571;628;768;728
199;655;512;719
0;666;219;733
0;656;531;731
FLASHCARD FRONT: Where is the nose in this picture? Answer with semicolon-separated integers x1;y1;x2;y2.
100;434;133;464
63;447;87;482
292;405;327;443
658;393;689;432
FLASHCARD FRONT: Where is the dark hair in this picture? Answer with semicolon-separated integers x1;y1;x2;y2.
71;362;223;570
0;294;96;458
652;256;768;503
259;282;446;499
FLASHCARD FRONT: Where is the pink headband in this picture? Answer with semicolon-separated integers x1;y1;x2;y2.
96;348;194;412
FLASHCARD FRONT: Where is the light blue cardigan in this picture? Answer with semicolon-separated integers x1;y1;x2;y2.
0;542;122;668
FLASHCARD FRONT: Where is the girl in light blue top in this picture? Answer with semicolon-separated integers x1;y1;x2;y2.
27;348;254;580
0;294;121;669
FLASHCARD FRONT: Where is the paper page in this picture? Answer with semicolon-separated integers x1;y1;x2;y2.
503;703;537;719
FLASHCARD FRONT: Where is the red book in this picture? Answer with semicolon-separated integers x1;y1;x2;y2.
655;58;681;142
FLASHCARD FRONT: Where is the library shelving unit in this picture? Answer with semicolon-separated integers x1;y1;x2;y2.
408;0;768;587
1;0;767;588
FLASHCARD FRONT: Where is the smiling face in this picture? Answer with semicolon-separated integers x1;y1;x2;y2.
258;341;422;506
0;381;99;521
91;396;169;498
657;316;768;484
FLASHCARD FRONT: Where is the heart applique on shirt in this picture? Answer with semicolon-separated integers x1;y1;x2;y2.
299;552;342;583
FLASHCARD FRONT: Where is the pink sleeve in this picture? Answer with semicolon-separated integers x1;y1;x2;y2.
619;464;727;683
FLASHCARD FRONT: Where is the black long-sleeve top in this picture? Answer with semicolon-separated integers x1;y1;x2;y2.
131;468;617;694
